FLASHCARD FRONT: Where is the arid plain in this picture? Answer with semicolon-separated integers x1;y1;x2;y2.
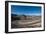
11;15;41;28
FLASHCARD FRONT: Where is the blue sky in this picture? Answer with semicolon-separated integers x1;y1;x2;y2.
11;5;41;16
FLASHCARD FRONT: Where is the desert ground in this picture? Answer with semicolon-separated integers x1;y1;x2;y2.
11;15;41;28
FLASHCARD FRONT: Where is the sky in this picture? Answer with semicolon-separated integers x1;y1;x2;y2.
11;5;41;16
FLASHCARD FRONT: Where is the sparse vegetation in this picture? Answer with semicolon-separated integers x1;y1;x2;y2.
11;14;41;28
